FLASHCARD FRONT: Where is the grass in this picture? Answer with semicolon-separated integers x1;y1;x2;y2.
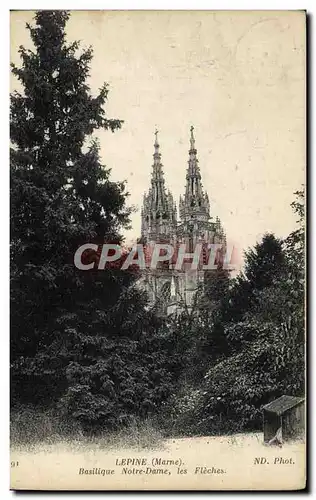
10;406;165;452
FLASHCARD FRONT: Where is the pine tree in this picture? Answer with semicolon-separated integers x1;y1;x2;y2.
11;13;179;434
10;11;132;405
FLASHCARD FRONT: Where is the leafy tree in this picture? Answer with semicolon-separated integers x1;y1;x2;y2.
222;233;285;327
10;12;178;433
178;193;305;434
57;288;181;432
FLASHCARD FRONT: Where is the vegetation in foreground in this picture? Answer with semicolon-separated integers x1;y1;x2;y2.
11;11;305;442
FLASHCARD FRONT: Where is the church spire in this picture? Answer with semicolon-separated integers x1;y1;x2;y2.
141;130;177;241
187;125;201;180
179;126;210;223
151;129;166;209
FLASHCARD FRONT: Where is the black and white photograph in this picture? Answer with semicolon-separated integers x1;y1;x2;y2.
10;9;306;491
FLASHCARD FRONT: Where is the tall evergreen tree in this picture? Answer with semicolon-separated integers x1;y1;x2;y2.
11;12;182;433
10;11;133;406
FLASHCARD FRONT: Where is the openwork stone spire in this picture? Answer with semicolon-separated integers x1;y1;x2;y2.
151;129;166;210
141;130;177;241
179;126;210;223
140;126;227;316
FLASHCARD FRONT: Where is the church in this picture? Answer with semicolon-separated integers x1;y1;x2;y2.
140;127;226;315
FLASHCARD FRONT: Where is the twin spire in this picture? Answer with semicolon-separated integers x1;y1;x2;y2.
141;127;213;240
152;126;199;184
141;128;177;240
153;125;195;152
150;126;209;222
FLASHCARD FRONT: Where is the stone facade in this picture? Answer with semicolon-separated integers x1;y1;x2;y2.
140;127;226;315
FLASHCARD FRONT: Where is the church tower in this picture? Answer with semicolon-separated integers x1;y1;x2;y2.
140;126;227;315
177;126;226;309
178;126;213;245
141;130;177;244
140;131;177;311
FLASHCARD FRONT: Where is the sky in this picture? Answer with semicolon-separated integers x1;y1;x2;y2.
10;10;306;265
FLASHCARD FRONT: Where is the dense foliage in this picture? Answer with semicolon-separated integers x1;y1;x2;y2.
171;196;305;436
10;11;180;432
10;11;305;440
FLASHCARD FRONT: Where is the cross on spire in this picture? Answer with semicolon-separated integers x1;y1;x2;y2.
190;125;195;150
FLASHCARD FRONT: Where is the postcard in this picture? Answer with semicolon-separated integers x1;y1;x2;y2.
10;9;306;490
